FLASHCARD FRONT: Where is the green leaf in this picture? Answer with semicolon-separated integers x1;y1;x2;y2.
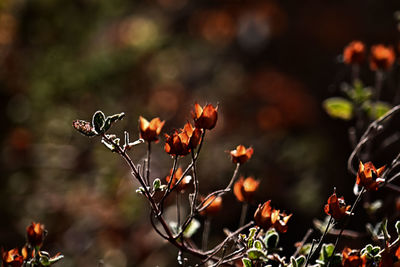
247;227;257;248
242;258;253;267
103;112;125;132
92;111;106;134
364;101;391;120
247;248;266;260
296;255;306;267
183;219;200;238
264;229;279;248
323;97;353;120
153;178;162;191
380;218;391;241
319;244;335;261
290;256;297;267
254;240;263;250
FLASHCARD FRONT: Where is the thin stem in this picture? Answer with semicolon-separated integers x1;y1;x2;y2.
202;218;211;251
176;191;181;227
159;156;179;212
305;239;317;267
191;150;199;215
327;188;366;267
239;203;248;228
292;228;313;258
305;216;333;267
146;142;151;186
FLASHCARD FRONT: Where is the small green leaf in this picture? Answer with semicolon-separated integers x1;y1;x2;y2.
153;178;162;191
92;111;106;134
290;256;297;267
242;258;253;267
319;243;335;261
264;229;279;248
49;254;64;264
254;240;263;250
247;227;257;248
247;248;266;260
323;97;353;120
364;101;391;120
296;255;306;267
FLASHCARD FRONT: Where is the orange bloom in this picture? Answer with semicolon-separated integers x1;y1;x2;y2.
192;103;218;130
233;176;260;203
139;116;165;142
254;200;292;233
183;122;202;149
324;192;351;221
199;195;222;216
370;45;396;71
26;222;45;248
230;145;254;164
342;248;366;267
356;161;386;191
165;130;190;156
166;167;192;192
343;41;366;65
2;248;24;267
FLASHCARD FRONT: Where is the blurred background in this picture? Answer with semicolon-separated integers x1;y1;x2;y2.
1;0;400;266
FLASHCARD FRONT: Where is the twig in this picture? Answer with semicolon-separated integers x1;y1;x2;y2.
292;228;313;258
146;142;151;186
305;216;333;267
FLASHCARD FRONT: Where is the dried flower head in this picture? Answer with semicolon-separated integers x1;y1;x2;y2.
230;145;254;164
324;192;351;221
165;130;190;156
356;161;386;191
166;167;192;192
342;248;366;267
199;195;222;216
370;45;396;71
2;248;24;267
26;222;45;248
139;116;165;142
183;122;202;149
192;103;218;130
254;200;292;233
343;41;366;65
233;176;260;203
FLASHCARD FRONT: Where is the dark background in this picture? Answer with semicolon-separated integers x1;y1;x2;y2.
1;0;400;266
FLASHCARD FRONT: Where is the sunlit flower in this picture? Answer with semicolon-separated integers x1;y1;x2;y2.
199;195;222;216
342;248;366;267
192;103;218;130
343;41;366;65
254;200;292;233
324;192;351;221
370;45;395;71
139;116;165;142
183;122;202;149
356;161;386;191
164;123;202;156
233;176;260;203
230;145;254;164
166;167;192;192
2;248;24;267
26;222;45;248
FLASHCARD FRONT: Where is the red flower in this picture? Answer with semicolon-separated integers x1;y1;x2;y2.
2;248;24;267
324;192;351;221
233;176;260;203
26;222;45;248
342;248;366;267
199;195;222;216
192;103;218;130
166;167;192;192
356;161;386;191
254;200;292;233
370;45;396;71
343;41;366;65
139;116;165;142
230;145;254;164
164;123;202;156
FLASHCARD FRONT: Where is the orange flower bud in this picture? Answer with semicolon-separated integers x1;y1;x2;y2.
254;200;292;233
166;167;192;192
183;122;202;149
356;161;386;191
230;145;254;164
324;192;350;221
370;44;396;71
343;41;366;65
26;222;45;248
2;248;24;267
139;116;165;142
192;103;218;130
342;248;366;267
233;176;260;203
164;123;202;156
199;195;222;216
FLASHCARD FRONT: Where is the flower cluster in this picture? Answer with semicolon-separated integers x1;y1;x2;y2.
356;161;386;191
254;200;292;233
343;41;396;71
